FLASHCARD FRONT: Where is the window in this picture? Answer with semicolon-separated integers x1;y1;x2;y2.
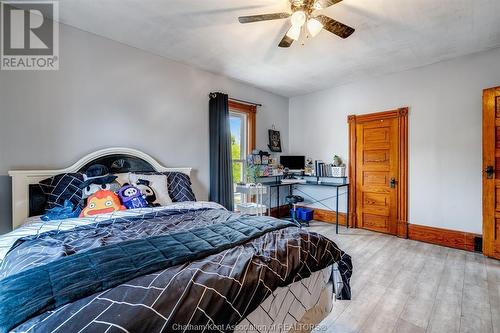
229;100;256;205
230;112;247;184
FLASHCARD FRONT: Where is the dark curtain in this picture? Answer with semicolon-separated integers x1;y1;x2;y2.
209;93;234;211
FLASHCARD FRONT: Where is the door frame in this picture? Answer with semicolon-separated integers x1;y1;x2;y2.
483;86;500;258
348;108;409;238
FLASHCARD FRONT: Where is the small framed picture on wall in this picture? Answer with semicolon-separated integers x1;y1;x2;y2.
268;129;282;152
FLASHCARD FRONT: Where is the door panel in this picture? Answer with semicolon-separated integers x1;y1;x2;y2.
356;118;399;235
363;171;389;186
362;213;389;232
363;150;390;164
363;127;390;143
363;192;388;207
483;87;500;259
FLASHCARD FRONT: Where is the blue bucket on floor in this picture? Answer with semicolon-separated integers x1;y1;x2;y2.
290;207;303;220
300;208;314;222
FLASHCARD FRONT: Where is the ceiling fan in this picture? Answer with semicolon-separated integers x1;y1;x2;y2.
238;0;355;48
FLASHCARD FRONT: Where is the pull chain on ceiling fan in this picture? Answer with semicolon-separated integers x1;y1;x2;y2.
238;0;354;48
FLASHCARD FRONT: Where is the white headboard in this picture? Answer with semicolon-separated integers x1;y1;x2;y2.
8;147;192;230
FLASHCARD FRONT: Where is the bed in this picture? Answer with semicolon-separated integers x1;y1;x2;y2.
0;148;352;333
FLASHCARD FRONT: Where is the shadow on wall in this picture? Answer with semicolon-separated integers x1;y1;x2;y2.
0;176;12;233
188;169;207;202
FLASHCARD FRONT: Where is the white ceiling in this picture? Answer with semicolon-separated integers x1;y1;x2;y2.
52;0;500;96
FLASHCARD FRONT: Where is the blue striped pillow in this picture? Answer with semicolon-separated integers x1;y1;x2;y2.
39;173;84;211
165;172;196;202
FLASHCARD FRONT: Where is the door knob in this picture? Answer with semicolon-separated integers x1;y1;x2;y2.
485;166;494;179
390;178;397;188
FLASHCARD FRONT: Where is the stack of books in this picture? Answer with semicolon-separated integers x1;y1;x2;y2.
315;161;346;177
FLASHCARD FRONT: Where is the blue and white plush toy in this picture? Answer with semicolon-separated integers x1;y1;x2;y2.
118;185;149;209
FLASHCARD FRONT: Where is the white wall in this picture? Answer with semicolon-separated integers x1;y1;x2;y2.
0;23;289;233
289;47;500;234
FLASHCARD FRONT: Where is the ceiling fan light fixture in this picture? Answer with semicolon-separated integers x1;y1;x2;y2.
238;0;355;49
290;10;306;27
286;24;302;41
307;18;323;37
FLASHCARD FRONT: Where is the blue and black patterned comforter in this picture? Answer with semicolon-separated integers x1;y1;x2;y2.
0;206;352;332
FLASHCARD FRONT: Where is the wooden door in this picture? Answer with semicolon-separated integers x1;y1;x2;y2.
483;86;500;259
355;117;399;234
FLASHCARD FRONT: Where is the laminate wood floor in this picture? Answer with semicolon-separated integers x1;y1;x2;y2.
308;221;500;333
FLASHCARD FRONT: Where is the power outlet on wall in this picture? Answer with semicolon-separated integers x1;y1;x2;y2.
474;236;483;253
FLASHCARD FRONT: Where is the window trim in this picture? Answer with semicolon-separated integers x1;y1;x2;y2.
229;100;256;154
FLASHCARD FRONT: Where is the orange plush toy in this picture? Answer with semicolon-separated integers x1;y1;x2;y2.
80;190;126;218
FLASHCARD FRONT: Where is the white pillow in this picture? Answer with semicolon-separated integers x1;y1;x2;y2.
127;173;172;207
114;173;130;187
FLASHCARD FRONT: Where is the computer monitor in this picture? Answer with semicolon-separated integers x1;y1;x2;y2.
280;156;305;171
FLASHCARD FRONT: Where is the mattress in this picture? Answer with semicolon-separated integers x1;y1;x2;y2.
236;266;334;333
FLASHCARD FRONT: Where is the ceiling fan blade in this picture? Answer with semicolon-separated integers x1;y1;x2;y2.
316;15;355;39
238;13;290;24
315;0;344;9
278;32;294;48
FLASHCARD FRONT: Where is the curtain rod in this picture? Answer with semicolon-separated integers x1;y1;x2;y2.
209;93;262;107
229;98;262;107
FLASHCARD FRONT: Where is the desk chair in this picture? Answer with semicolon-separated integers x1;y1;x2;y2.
286;195;307;227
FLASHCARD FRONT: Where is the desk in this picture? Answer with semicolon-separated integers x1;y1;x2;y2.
260;181;293;217
261;178;349;234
